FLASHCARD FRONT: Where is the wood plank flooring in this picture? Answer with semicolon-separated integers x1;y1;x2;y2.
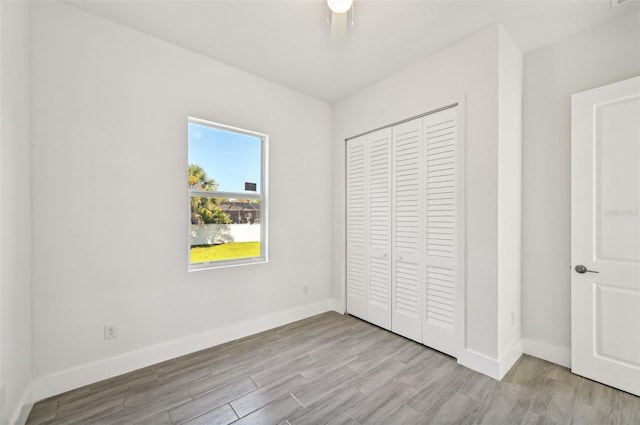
26;312;640;425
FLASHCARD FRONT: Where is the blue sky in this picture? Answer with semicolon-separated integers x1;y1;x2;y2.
188;122;261;194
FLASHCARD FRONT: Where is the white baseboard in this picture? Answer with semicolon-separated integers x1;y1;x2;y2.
457;348;501;380
331;298;344;313
522;338;571;368
457;338;523;381
498;338;523;379
8;383;33;425
32;299;335;403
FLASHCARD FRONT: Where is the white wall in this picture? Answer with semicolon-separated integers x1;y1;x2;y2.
522;10;640;367
497;26;523;368
1;1;33;424
30;2;333;399
333;24;519;377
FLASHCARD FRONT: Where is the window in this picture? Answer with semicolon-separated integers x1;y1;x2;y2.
188;117;267;269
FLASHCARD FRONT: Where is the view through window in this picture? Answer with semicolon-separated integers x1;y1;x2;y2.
188;118;267;269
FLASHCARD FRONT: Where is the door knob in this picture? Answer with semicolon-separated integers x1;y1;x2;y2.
575;265;599;274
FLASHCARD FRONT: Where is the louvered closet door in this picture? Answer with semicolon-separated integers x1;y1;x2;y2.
391;118;424;342
422;107;458;356
366;128;392;330
346;136;367;319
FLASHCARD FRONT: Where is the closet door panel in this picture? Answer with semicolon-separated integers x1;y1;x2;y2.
366;128;392;330
347;105;460;358
422;107;458;356
346;137;367;319
392;118;423;342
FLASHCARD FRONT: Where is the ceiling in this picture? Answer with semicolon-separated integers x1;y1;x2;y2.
67;0;639;103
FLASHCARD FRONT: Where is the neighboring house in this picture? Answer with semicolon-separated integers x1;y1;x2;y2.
218;200;262;224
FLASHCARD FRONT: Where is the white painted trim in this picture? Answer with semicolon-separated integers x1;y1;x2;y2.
455;95;467;362
9;383;33;425
338;260;346;314
498;338;523;379
331;298;344;313
458;339;523;381
32;299;335;402
522;338;571;368
457;348;502;380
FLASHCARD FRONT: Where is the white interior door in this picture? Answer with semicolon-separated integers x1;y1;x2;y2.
422;107;458;357
366;128;392;330
391;118;423;342
571;76;640;396
346;136;367;320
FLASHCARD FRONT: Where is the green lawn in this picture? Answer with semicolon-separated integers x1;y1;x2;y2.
190;242;261;263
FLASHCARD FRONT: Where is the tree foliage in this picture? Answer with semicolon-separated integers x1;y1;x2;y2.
188;164;217;191
189;164;231;225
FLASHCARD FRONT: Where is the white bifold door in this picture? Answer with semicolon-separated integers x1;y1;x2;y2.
421;108;458;355
392;118;423;341
346;128;393;330
346;106;459;357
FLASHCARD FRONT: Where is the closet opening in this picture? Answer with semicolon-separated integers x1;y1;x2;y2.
345;103;463;358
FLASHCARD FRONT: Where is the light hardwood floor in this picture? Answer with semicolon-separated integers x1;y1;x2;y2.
26;312;640;425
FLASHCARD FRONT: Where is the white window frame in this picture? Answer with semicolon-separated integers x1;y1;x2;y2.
188;117;268;270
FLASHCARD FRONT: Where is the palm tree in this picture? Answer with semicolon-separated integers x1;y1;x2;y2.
188;164;217;191
188;164;231;225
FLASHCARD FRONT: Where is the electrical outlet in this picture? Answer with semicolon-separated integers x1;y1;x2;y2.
104;324;117;340
303;285;309;294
